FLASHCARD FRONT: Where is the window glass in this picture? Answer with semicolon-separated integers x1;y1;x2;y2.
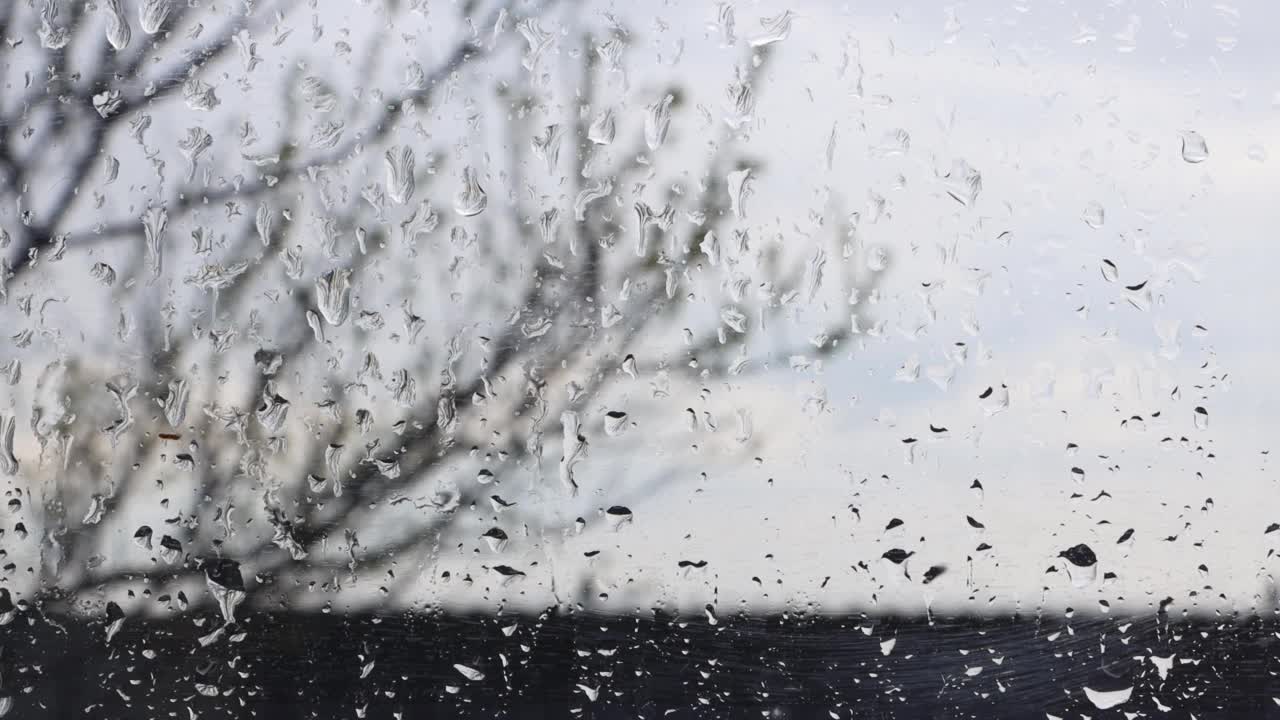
0;1;1273;717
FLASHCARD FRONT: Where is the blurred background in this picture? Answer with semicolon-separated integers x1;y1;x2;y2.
1;0;1278;717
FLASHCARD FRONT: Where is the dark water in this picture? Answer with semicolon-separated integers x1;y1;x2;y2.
6;609;1279;718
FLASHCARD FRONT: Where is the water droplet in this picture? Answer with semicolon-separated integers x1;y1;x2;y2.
454;664;485;682
640;203;678;257
309;120;345;149
882;548;913;564
725;76;756;130
157;378;189;428
1101;259;1118;282
644;94;674;151
604;411;628;437
922;565;947;584
711;2;742;46
492;565;525;579
1082;202;1105;228
559;412;587;495
1150;655;1174;681
256;384;291;432
1180;131;1208;163
91;90;120;118
750;10;796;47
870;128;910;158
105;602;126;643
1123;281;1152;311
384;146;416;205
1059;543;1097;567
141;206;168;278
978;385;1009;416
315;268;353;326
606;505;633;529
727;167;754;219
601;304;624;328
574;179;613;220
481;528;508;552
182;78;220;112
517;18;553;74
1059;543;1098;586
139;0;172;35
159;535;183;564
881;549;913;580
588;108;616;145
402;60;429;92
1083;685;1132;710
0;415;18;476
82;495;106;525
454;167;487;217
530;124;564;174
867;245;889;272
89;261;117;286
300;76;337;112
941;159;982;207
102;0;131;50
204;558;246;625
1193;406;1209;430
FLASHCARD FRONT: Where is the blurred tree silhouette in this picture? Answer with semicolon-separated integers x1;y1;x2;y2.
0;0;876;621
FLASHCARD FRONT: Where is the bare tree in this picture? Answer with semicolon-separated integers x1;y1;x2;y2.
0;0;875;623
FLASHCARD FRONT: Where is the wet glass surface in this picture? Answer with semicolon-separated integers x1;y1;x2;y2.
0;0;1277;717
